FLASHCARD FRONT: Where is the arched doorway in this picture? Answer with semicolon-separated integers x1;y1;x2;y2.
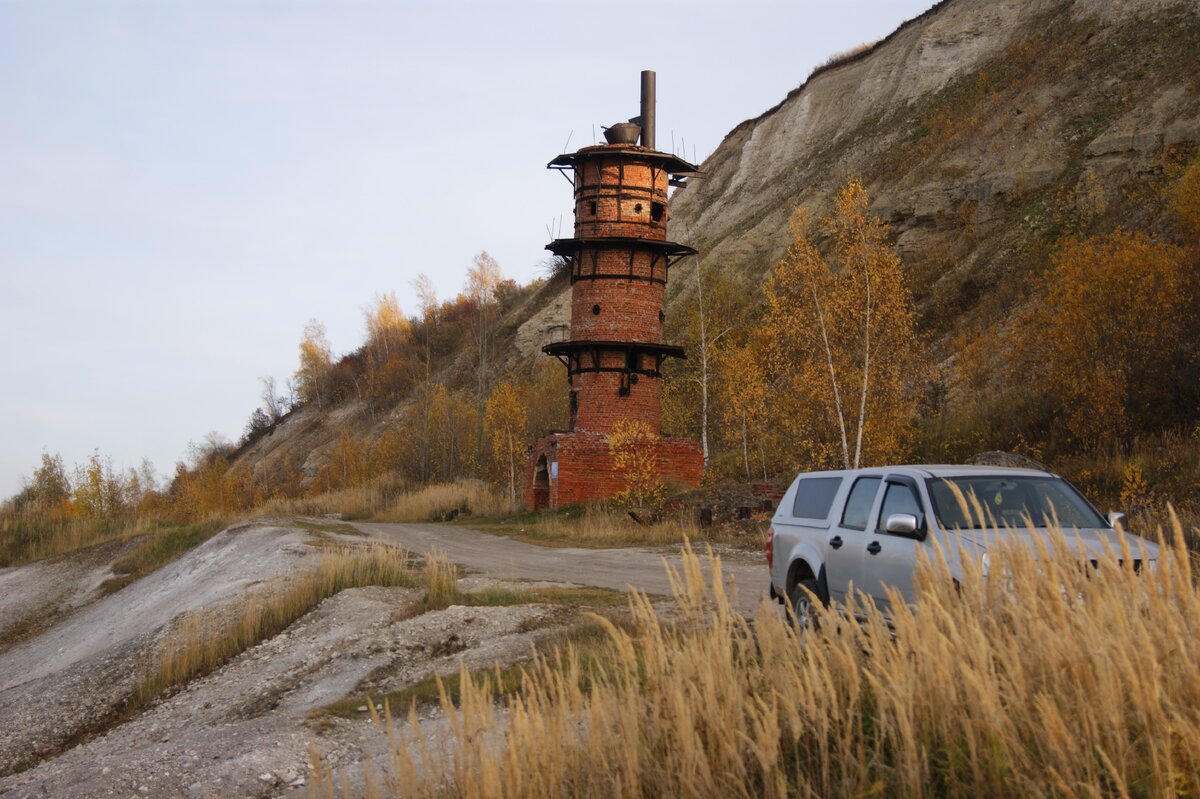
532;455;550;510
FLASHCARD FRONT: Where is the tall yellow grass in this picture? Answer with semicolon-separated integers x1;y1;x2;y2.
420;548;461;611
256;474;411;520
340;518;1200;798
0;513;163;567
377;480;515;523
142;543;414;701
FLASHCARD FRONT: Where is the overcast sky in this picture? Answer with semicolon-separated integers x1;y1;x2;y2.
0;0;934;498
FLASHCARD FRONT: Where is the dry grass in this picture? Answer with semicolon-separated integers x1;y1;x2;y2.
140;543;415;701
811;40;878;74
321;515;1200;798
256;474;411;521
0;513;163;568
376;480;516;523
472;505;750;549
419;548;461;611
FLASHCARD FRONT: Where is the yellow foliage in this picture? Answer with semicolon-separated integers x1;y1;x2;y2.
1173;154;1200;241
1119;461;1157;516
606;420;664;509
1012;229;1192;448
296;318;333;408
762;181;922;471
716;334;772;480
484;381;528;502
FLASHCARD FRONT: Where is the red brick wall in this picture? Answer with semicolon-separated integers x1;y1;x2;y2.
574;149;669;240
570;275;664;342
524;431;703;510
571;354;661;434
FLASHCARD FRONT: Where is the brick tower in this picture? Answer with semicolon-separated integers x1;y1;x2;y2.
525;71;704;511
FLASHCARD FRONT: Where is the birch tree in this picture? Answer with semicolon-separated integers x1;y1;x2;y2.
484;380;527;502
296;319;333;410
411;274;439;482
764;180;921;470
466;252;503;469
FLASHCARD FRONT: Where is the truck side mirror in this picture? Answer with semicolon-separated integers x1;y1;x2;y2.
885;513;920;537
1108;511;1127;529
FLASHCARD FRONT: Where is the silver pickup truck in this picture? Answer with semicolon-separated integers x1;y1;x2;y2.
766;465;1156;625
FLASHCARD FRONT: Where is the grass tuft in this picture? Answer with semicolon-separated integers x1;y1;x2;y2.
376;479;516;523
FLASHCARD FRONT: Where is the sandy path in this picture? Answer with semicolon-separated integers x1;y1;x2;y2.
356;521;769;616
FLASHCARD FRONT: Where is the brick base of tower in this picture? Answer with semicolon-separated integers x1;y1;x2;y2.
524;432;703;511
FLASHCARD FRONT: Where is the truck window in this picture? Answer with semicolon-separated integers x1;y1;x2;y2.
840;477;881;531
791;477;843;520
877;482;922;532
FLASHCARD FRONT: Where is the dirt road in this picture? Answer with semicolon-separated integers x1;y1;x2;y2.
356;521;770;616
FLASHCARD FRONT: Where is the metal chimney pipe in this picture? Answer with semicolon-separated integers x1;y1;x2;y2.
640;70;656;149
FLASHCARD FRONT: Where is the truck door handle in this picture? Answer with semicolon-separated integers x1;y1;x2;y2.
867;541;882;555
829;536;843;550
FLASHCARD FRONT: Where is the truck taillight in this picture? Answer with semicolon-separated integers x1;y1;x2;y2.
765;526;775;568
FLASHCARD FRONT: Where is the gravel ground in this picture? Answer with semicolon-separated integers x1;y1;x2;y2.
0;519;771;797
0;583;570;798
0;539;134;648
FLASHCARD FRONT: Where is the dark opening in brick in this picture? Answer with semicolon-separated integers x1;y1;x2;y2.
658;310;665;322
651;202;664;222
634;202;644;214
592;304;601;315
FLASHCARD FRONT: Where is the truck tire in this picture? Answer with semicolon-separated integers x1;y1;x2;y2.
788;577;823;630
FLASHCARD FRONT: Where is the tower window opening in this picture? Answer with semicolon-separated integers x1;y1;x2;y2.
569;391;579;430
658;310;665;322
588;200;597;215
592;304;601;315
634;202;644;214
651;202;664;222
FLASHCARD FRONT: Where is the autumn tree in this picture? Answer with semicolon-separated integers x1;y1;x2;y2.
428;385;479;481
73;450;128;519
717;333;774;480
296;319;333;410
466;252;503;466
521;360;568;437
763;181;922;470
484;381;528;502
15;452;72;516
1010;229;1196;447
362;292;416;407
411;274;439;482
664;256;746;469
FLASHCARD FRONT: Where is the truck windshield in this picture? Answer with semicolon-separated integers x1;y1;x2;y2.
927;476;1106;530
